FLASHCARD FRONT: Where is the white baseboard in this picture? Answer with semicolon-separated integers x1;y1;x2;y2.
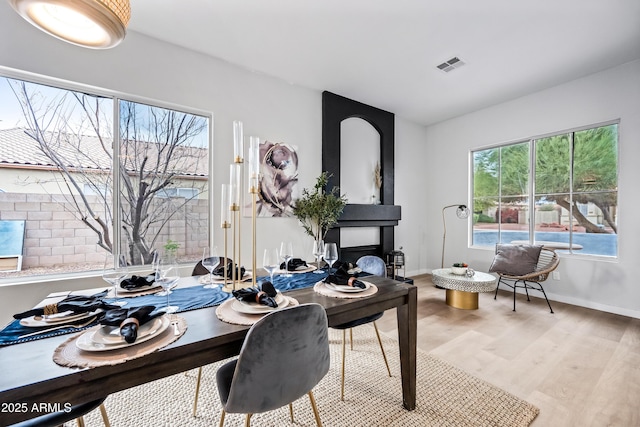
417;268;640;320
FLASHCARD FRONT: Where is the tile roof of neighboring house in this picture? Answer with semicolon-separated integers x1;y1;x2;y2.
0;127;59;168
0;128;208;177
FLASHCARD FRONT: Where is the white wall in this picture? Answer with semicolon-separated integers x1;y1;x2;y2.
425;60;640;318
0;5;429;324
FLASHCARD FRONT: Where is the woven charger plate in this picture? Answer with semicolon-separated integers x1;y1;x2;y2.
216;296;299;326
108;286;163;298
198;272;252;285
274;265;318;274
53;316;187;368
313;281;378;299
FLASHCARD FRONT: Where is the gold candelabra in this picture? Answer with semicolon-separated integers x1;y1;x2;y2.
248;136;261;288
222;123;244;293
221;220;230;289
222;195;241;293
250;182;258;287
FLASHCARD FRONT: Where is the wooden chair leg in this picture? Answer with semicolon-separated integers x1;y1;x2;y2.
218;409;226;427
349;328;353;350
76;417;85;427
289;402;294;422
99;403;111;427
373;322;392;377
245;413;252;427
193;366;203;417
308;391;322;427
341;329;346;401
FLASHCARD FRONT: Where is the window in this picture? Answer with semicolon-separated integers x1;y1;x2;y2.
156;188;200;199
0;73;211;279
472;122;618;257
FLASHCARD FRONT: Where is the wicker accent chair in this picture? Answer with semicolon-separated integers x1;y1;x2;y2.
493;247;559;313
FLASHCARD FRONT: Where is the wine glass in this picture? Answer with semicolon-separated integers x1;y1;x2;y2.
202;247;221;289
279;242;293;277
323;243;338;275
156;258;180;313
102;254;128;307
151;249;159;271
263;248;280;284
312;239;325;274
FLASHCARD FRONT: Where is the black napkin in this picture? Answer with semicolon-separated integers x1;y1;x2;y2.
120;274;155;290
232;282;278;308
279;258;308;271
13;291;119;319
331;260;356;273
213;260;246;279
97;306;163;343
323;266;366;289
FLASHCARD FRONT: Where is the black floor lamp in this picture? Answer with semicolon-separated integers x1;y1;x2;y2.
441;204;470;268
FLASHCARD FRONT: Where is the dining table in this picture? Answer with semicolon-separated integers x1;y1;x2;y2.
0;271;416;425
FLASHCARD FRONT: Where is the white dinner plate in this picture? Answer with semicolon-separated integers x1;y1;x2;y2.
19;309;102;327
91;316;165;345
325;281;371;293
76;315;170;352
232;295;290;314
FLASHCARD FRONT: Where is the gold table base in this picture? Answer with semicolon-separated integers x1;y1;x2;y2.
445;289;479;310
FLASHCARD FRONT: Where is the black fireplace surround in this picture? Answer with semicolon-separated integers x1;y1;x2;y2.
322;91;401;264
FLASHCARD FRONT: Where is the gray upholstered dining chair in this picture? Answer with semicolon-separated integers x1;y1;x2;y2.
332;255;391;401
191;256;232;276
8;397;110;427
356;255;387;277
214;303;330;427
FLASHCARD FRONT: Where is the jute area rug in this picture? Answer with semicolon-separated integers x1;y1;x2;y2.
79;328;539;426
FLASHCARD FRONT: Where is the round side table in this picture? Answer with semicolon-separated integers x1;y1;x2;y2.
432;268;497;310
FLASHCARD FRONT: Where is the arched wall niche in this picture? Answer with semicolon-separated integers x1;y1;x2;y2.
340;117;381;204
322;91;401;263
340;117;381;249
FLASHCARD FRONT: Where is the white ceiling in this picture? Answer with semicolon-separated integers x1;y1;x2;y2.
127;0;640;126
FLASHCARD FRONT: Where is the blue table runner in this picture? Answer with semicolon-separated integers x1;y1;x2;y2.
0;270;329;347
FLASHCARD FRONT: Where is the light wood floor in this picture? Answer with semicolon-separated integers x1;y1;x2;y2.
375;274;640;427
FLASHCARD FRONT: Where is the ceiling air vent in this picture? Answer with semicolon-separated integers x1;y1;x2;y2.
437;57;465;73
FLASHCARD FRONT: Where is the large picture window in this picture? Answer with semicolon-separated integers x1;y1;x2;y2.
472;122;618;257
0;74;211;280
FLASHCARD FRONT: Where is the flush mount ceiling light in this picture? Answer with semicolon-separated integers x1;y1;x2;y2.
8;0;130;49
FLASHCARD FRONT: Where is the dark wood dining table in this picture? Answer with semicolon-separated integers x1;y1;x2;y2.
0;275;416;425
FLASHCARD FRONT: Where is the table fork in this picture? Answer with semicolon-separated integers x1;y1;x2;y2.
18;316;97;339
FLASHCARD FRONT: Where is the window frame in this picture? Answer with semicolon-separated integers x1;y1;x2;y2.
0;66;214;283
470;119;620;260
